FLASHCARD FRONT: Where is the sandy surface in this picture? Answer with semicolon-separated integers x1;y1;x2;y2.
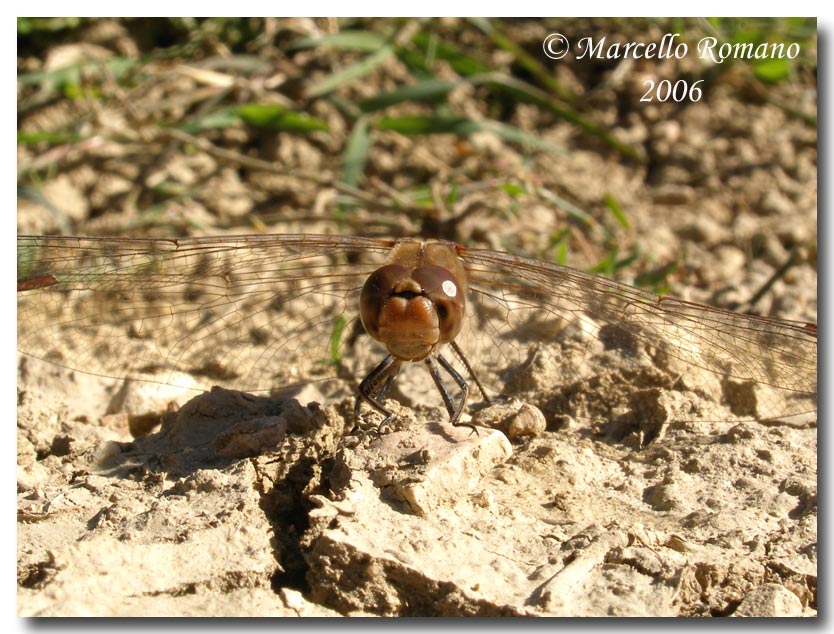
17;18;817;617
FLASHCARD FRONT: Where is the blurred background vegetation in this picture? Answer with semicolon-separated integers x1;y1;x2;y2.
16;17;817;304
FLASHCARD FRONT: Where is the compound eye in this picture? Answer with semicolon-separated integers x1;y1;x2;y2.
360;264;411;340
412;265;465;342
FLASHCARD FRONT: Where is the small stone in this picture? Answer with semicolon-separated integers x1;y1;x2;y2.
506;403;547;440
665;535;691;553
93;441;124;469
472;488;496;509
372;425;512;516
470;398;546;440
651;184;694;205
212;417;288;458
733;583;803;617
280;587;307;611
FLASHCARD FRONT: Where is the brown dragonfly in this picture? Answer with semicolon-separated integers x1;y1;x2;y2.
16;234;817;430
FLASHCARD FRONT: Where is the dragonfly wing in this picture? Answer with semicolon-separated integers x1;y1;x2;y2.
457;246;817;423
17;234;395;394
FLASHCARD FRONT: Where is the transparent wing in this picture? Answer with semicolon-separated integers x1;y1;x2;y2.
457;246;817;422
18;234;817;424
17;234;396;393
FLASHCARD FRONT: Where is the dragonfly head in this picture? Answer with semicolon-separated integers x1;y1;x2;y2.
360;263;465;362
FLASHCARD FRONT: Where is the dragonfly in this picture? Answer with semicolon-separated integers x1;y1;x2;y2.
16;234;818;432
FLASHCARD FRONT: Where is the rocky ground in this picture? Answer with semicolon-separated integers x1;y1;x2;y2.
16;18;817;617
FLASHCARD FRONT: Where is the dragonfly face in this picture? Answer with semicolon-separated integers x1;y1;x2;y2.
359;261;465;362
360;240;468;363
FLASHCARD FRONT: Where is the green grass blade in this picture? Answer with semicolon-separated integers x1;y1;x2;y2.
178;107;242;133
307;47;393;98
18;17;84;34
358;79;458;112
634;261;678;293
603;193;630;229
18;57;137;89
18;130;83;145
374;115;481;135
483;121;566;155
341;116;372;186
535;187;595;227
473;72;643;162
753;57;792;83
409;31;492;76
327;315;349;364
237;104;329;132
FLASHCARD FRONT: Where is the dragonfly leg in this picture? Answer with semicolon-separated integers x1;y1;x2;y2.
428;354;478;436
450;340;491;405
355;354;401;434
